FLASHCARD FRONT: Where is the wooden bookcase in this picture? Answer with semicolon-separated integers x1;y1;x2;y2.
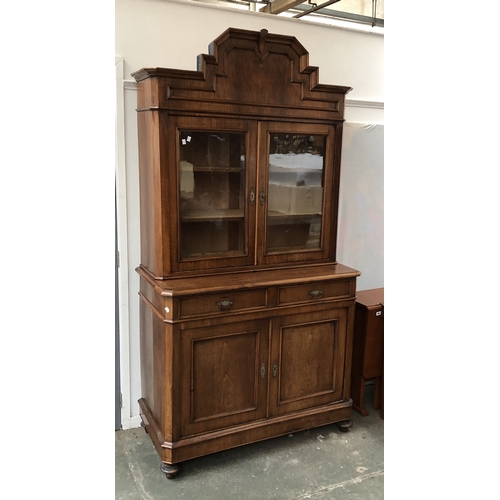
132;27;360;478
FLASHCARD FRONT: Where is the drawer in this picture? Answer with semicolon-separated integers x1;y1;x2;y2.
278;279;352;305
179;288;268;318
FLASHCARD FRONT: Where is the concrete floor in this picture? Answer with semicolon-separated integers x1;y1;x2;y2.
115;384;383;499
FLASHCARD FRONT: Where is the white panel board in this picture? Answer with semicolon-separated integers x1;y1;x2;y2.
338;122;384;291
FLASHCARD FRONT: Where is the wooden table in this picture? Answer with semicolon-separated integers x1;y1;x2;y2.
351;288;384;416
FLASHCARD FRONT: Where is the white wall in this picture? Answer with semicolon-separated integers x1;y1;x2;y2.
115;0;384;429
116;0;383;119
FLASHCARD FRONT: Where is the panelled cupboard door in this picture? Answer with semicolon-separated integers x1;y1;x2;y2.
269;307;348;416
257;122;338;266
179;319;269;437
167;116;258;274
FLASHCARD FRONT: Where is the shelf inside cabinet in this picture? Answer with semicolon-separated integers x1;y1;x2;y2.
191;166;243;173
268;211;321;221
181;209;245;222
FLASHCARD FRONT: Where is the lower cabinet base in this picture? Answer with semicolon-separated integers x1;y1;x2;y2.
138;397;354;479
136;264;360;479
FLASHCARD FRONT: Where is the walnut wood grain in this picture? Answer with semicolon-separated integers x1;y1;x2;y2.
134;28;359;477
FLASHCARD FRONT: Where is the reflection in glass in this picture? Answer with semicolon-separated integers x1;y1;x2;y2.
267;134;326;252
179;131;246;258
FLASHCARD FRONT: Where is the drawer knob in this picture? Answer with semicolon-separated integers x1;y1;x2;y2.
216;299;234;311
309;289;323;299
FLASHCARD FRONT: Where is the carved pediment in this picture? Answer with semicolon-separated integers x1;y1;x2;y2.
132;27;351;119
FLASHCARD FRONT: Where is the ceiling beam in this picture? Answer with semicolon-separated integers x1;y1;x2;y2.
293;0;341;18
260;0;306;15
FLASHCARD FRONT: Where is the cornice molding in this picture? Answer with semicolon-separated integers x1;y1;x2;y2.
346;99;384;109
123;80;383;110
124;80;137;91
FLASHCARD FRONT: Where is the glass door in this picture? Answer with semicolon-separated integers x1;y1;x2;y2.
172;117;257;272
258;122;337;266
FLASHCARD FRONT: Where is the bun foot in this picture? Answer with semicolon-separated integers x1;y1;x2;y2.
336;419;353;433
160;462;180;479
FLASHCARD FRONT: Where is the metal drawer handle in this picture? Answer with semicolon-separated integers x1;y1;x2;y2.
216;299;234;311
272;362;278;378
260;363;266;379
309;289;323;299
249;188;255;205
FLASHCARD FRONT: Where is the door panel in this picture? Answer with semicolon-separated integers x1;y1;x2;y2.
180;319;269;436
257;122;336;266
169;116;258;273
270;308;347;416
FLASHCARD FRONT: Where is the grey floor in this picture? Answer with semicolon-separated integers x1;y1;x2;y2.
115;384;383;499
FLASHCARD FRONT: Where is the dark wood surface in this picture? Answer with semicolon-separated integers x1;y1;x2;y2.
137;262;359;295
355;288;384;308
138;270;358;467
351;288;384;416
133;27;359;477
132;27;351;279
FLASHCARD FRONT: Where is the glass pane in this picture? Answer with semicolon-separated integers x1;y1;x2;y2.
267;134;326;253
179;131;246;259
